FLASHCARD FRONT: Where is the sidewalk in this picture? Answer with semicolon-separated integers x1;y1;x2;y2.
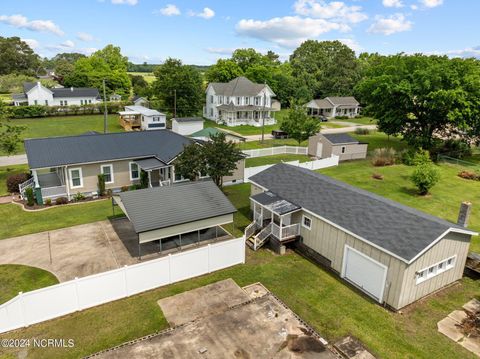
0;154;28;166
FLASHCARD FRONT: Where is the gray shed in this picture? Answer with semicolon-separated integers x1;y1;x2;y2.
308;133;368;161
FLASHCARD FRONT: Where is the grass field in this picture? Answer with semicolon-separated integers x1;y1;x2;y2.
245;154;310;167
0;265;59;304
0;93;11;104
239;138;308;150
1;182;478;359
0;164;29;196
334;116;377;126
351;131;408;153
0;115;123;155
127;72;156;84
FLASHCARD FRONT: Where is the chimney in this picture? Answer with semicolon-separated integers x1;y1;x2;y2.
457;202;472;228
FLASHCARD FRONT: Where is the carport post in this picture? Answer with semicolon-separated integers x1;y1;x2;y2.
159;239;162;253
179;233;182;248
215;226;218;241
138;236;141;260
197;230;200;245
112;197;115;216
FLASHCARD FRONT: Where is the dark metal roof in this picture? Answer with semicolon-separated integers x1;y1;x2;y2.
23;82;36;92
118;181;237;233
51;87;100;98
12;93;27;101
250;163;473;262
251;191;301;215
173;117;204;123
24;130;192;169
134;157;168;171
322;133;359;145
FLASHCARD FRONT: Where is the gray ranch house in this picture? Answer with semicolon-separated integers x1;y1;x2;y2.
204;77;278;127
305;97;360;118
22;130;193;204
308;133;368;161
246;163;477;310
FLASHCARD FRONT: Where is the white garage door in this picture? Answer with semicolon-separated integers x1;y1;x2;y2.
342;246;387;302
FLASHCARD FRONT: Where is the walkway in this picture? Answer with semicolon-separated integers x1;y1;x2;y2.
0;154;28;167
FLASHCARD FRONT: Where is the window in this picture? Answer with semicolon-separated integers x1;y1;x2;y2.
416;256;456;284
89;100;92;104
152;116;161;122
45;100;48;105
210;108;213;116
302;215;312;230
69;168;83;188
218;96;223;104
129;162;139;180
101;164;114;184
341;146;346;154
245;97;249;105
34;100;38;105
255;96;261;106
60;100;63;106
210;95;214;104
236;97;241;105
64;100;68;106
80;100;84;105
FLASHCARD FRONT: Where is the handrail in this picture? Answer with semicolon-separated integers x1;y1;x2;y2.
19;177;35;198
244;221;257;239
254;222;272;250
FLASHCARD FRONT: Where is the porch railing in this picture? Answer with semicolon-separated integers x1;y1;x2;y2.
254;222;273;250
244;221;258;239
159;180;171;187
19;177;35;199
271;223;300;241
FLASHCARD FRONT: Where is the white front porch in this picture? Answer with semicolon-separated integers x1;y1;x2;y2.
219;110;276;127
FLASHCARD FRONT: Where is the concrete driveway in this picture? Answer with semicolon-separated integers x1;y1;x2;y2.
0;219;138;282
0;154;28;166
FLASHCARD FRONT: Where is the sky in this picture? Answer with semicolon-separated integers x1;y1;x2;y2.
0;0;478;65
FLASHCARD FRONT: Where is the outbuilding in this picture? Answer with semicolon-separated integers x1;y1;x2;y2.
171;117;204;136
308;133;368;161
248;163;477;310
113;181;237;256
119;105;166;131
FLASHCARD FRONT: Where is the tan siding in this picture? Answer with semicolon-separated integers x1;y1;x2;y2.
223;159;245;184
331;143;368;161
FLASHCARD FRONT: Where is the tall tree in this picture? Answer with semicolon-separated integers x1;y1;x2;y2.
129;74;151;97
280;102;321;144
152;58;203;117
0;37;40;76
0;102;25;157
205;59;243;83
355;54;480;149
290;40;360;99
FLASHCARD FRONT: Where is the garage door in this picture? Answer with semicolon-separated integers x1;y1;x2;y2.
342;246;387;302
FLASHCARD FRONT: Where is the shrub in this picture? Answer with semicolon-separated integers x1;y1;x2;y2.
372;148;396;167
458;170;480;181
354;127;370;135
44;198;52;206
372;173;384;180
412;149;432;166
24;187;34;206
411;163;440;195
106;189;113;197
129;184;141;191
354;114;364;119
97;174;106;196
6;173;30;193
121;186;129;192
140;170;149;189
335;115;349;120
73;192;85;202
55;197;68;205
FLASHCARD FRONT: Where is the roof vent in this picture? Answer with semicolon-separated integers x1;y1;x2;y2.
457;202;472;228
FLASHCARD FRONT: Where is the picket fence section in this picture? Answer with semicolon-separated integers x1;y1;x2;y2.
242;146;308;158
0;237;245;334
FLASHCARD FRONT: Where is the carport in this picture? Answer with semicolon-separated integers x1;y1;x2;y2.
112;180;237;258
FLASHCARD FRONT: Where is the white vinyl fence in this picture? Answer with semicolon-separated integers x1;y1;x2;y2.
242;146;308;158
244;155;339;183
0;237;245;334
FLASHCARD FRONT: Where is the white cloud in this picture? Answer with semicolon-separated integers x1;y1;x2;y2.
206;47;236;56
236;16;350;48
420;0;443;8
368;13;412;35
442;46;480;59
0;14;64;36
382;0;404;8
77;32;94;41
155;4;181;16
61;40;75;48
293;0;368;24
411;4;418;10
22;38;39;49
189;7;215;19
338;38;362;52
111;0;138;5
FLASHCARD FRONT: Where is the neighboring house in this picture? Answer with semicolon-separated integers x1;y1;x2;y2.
305;97;360;118
271;99;281;111
119;105;166;131
12;82;100;107
132;95;149;107
23;130;193;203
248;163;477;310
172;117;204;136
190;127;246;144
37;69;55;80
308;133;368;161
110;93;122;102
204;76;278;127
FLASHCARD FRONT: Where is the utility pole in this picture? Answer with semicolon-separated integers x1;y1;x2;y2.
173;89;177;119
103;79;108;134
261;86;267;143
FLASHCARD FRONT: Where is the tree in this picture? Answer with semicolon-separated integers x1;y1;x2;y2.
290;40;360;99
205;59;244;83
280;102;321;144
411;163;440;195
152;58;203;117
355;54;480;149
0;37;41;75
129;74;151;97
174;133;245;187
0;102;25;157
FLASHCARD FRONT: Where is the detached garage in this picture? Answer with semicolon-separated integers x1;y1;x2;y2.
249;163;477;310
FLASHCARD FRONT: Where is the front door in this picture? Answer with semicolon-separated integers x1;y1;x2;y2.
316;142;323;158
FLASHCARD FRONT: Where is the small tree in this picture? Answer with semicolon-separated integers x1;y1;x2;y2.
97;174;106;196
280;101;320;144
174;143;205;181
411;163;440;195
0;102;25;157
25;187;35;206
140;170;149;189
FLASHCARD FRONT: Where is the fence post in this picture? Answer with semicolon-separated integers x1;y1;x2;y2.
207;244;211;273
74;277;81;311
168;254;172;284
123;265;129;297
242;236;246;264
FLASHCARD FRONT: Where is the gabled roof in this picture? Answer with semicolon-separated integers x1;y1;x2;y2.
250;163;476;263
173;117;204;123
307;99;333;109
209;77;275;97
132;95;147;102
24;130;192;169
325;96;359;106
117;181;236;233
51;87;100;98
322;133;359;145
124;105;164;116
23;82;37;93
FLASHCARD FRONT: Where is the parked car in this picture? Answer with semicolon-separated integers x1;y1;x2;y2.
271;130;288;139
318;115;328;122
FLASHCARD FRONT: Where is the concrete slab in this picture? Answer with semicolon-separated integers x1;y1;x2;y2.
94;294;336;359
157;278;250;326
437;317;464;342
461;337;480;356
335;336;376;359
243;282;270;299
463;298;480;313
448;310;467;324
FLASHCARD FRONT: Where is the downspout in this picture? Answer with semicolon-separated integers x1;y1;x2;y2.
64;166;70;200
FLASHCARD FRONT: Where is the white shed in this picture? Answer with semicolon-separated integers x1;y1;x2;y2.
123;105;166;131
172;117;204;136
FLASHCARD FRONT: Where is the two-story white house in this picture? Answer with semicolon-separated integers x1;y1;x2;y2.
204;77;278;127
12;82;100;107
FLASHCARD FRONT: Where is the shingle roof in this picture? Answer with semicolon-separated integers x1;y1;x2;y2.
325;97;359;106
23;82;37;92
308;99;333;108
24;130;192;169
118;181;237;233
250;163;473;262
209;77;275;97
12;93;27;101
322;133;359;145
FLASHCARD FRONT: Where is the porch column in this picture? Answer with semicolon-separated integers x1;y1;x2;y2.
148;170;152;188
279;215;283;241
32;169;39;187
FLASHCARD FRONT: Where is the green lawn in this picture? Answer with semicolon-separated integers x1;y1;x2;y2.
0;164;29;196
333;116;377;126
239;138;308;150
319;160;480;252
351;131;409;153
127;72;156;84
0;265;59;304
0;93;11;104
0;200;122;240
245;154;310;168
1;114;123;155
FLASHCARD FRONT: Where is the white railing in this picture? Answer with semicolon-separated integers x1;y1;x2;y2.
255;214;263;227
0;236;245;334
243;146;308;158
159;180;171;187
244;155;339;183
271;223;300;241
19;177;35;198
244;221;258;239
254;222;272;250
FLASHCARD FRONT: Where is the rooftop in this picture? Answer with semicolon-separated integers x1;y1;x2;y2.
209;77;275;97
322;133;359;145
